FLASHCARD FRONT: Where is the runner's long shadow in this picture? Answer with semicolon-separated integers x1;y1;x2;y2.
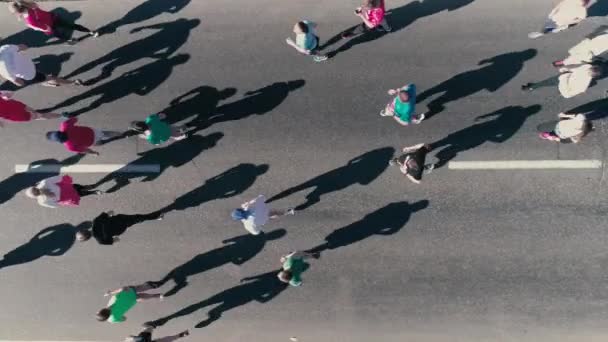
1;8;81;47
147;270;288;329
589;1;608;17
0;222;89;270
0;154;85;205
149;229;286;297
163;86;236;125
153;163;269;217
90;132;223;193
42;54;190;116
307;200;428;254
266;147;395;211
184;80;306;133
64;18;200;84
98;0;191;35
417;49;537;118
321;0;476;58
429;105;540;168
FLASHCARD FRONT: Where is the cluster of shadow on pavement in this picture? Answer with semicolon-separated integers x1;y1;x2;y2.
161;79;305;134
0;221;90;270
428;105;541;168
147;200;428;328
97;0;191;35
416;49;537;118
0;154;85;205
149;229;287;297
90;132;224;193
266;147;395;211
64;18;200;85
589;1;608;18
42;53;191;116
321;0;476;58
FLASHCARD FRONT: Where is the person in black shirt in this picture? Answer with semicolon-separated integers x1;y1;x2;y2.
389;143;434;184
125;325;189;342
76;210;162;245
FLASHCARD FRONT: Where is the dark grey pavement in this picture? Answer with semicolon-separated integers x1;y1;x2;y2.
0;0;606;340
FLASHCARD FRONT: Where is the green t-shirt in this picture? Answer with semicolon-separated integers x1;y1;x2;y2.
393;84;416;122
108;288;137;323
145;114;171;145
283;256;306;287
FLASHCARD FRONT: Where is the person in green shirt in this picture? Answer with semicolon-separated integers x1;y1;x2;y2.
96;282;163;323
131;113;186;145
277;251;318;287
380;83;426;126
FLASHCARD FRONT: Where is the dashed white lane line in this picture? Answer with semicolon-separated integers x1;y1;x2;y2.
448;160;603;170
15;164;160;173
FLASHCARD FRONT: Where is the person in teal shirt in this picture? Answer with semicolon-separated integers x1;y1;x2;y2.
380;83;426;126
96;282;163;323
277;251;318;287
131;113;186;145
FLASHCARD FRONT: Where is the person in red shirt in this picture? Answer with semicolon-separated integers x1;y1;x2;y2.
8;0;98;44
46;118;122;155
342;0;391;39
0;91;61;126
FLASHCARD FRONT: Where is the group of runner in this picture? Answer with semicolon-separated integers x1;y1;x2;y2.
0;0;606;339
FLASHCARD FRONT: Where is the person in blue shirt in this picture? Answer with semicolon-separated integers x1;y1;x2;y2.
285;20;328;62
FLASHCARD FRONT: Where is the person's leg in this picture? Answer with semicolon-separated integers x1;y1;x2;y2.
53;16;96;34
342;23;368;38
169;126;186;140
522;75;560;90
43;75;81;87
153;331;189;342
94;130;123;145
73;184;102;197
269;209;295;219
27;108;61;120
137;292;163;301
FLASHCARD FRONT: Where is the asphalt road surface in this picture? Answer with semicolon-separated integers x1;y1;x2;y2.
0;0;607;341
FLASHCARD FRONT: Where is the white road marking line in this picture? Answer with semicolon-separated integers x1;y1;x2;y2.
448;160;603;170
15;164;160;173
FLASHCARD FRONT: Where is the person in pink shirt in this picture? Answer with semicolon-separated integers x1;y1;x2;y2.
342;0;391;39
0;91;61;127
8;0;98;44
46;117;122;155
25;174;103;208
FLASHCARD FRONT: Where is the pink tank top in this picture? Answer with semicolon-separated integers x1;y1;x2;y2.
24;8;55;35
56;175;80;206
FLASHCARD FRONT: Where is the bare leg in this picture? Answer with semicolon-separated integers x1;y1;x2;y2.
154;331;190;342
28;108;61;120
170;125;186;140
44;75;79;87
269;209;294;219
137;292;163;301
132;282;154;292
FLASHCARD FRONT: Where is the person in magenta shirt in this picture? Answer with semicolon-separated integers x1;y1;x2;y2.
8;0;98;44
46;117;122;155
0;91;61;126
342;0;391;39
25;174;103;208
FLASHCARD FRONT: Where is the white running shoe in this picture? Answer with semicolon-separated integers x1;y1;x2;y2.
528;31;544;39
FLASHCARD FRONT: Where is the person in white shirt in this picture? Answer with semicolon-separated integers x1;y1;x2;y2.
539;112;592;143
521;64;602;98
528;0;590;39
553;33;608;67
0;44;81;87
231;195;294;235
